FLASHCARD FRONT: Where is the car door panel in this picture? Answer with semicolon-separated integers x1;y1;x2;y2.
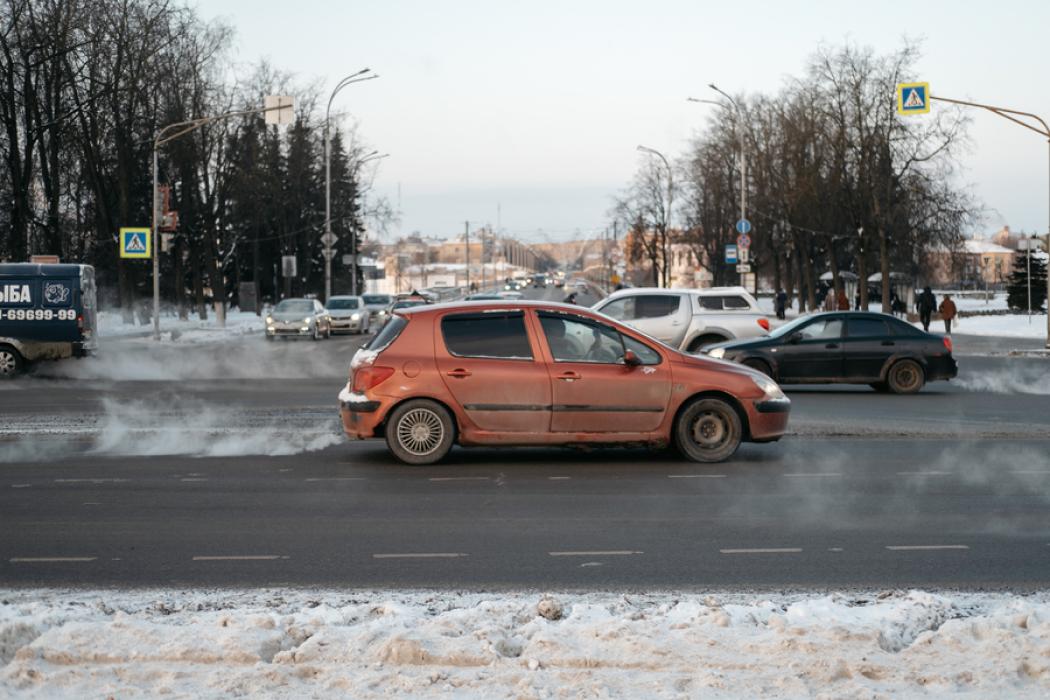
774;317;844;381
842;318;894;379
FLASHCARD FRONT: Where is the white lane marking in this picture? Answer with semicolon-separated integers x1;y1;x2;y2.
54;478;129;484
896;471;951;476
191;555;284;561
827;547;844;552
720;548;803;554
1012;470;1050;475
82;502;101;506
547;476;571;481
429;476;490;482
10;557;97;563
668;474;726;479
548;550;643;557
11;484;30;488
304;477;365;482
885;545;969;551
372;553;468;559
783;473;840;478
180;478;208;482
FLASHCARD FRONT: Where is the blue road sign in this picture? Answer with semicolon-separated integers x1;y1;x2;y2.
896;82;930;115
735;219;752;235
725;244;738;264
119;227;151;259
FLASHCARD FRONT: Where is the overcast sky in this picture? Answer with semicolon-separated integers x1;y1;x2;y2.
202;0;1050;242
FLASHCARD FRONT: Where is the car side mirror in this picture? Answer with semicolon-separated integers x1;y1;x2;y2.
788;332;802;344
623;349;642;367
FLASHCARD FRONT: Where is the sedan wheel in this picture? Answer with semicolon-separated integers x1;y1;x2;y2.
674;397;742;463
386;399;455;465
0;346;23;378
887;359;924;394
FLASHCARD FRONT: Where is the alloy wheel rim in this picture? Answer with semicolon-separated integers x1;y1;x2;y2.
0;351;15;375
397;408;444;456
691;410;728;449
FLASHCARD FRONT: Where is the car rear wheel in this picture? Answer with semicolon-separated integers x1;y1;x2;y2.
386;399;455;465
887;360;924;394
674;397;743;463
742;358;772;377
0;345;24;378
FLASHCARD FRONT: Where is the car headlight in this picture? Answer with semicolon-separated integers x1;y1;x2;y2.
751;375;786;400
351;313;360;320
265;315;273;323
707;347;725;359
304;317;312;323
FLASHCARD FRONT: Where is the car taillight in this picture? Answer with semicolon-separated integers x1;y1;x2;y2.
942;336;953;353
77;314;83;331
352;366;395;393
757;318;770;331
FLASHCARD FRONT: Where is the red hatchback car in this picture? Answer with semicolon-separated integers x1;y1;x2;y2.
338;301;790;464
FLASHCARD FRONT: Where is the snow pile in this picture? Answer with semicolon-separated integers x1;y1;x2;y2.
940;314;1049;339
97;307;264;342
2;589;1049;698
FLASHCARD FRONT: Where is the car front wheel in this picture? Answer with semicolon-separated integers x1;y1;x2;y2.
887;360;924;394
674;397;743;463
385;399;455;465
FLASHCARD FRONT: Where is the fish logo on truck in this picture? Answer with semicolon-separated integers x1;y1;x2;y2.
44;282;70;305
0;284;31;304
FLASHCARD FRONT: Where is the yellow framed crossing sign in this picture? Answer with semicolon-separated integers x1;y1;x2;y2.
119;227;151;259
897;82;930;115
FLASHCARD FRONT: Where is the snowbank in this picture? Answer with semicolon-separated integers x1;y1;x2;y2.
97;307;263;344
2;588;1049;698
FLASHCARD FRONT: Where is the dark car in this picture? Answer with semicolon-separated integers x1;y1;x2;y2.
703;311;957;394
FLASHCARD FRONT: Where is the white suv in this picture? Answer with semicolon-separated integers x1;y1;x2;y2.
593;287;770;354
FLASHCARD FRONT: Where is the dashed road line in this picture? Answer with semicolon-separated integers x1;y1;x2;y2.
54;478;129;484
783;473;841;478
547;476;571;481
885;545;969;551
429;476;490;482
548;550;643;557
11;484;30;488
10;557;97;563
304;477;366;482
668;474;726;479
180;478;208;482
1012;470;1050;475
896;471;952;476
827;547;844;552
372;553;468;559
191;555;285;561
720;548;803;554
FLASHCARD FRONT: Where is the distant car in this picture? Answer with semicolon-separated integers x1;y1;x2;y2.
325;295;370;335
338;300;789;465
465;293;502;301
553;278;565;288
503;279;524;291
593;287;771;354
497;290;524;300
266;298;331;340
531;274;547;288
361;294;394;325
704;311;958;394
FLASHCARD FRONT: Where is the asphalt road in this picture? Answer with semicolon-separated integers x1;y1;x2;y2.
1;286;1048;590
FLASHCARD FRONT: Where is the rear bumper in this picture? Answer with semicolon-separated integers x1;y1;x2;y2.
338;388;387;439
927;355;958;381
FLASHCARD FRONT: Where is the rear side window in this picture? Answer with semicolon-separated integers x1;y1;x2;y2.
723;296;751;309
699;296;724;310
634;295;680;318
846;318;890;338
441;312;533;360
366;316;407;352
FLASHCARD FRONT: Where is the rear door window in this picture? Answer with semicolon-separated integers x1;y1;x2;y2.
723;296;751;310
698;295;725;310
634;295;681;319
441;312;533;360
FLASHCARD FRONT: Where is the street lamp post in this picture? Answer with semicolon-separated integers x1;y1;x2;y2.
325;69;378;301
636;144;673;287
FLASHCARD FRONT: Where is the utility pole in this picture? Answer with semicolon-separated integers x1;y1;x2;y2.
464;221;470;291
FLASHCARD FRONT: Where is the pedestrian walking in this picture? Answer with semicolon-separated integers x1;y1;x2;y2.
836;288;849;311
823;290;836;312
774;289;787;320
563;292;578;305
938;294;957;335
917;286;936;332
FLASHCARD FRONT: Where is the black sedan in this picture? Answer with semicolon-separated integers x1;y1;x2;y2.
703;311;957;394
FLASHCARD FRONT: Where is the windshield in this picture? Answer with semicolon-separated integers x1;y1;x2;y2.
326;298;359;310
275;300;313;313
362;295;391;305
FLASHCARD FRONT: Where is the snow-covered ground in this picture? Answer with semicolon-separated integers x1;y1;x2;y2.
2;588;1049;698
97;307;264;344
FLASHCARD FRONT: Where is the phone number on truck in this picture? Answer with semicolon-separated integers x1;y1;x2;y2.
0;308;76;321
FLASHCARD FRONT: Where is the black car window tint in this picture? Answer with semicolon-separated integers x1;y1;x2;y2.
441;312;533;360
634;295;680;319
622;335;661;365
889;319;924;336
539;313;624;364
847;318;889;338
699;296;724;310
723;296;750;309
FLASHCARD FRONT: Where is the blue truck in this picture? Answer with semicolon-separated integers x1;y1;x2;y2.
0;263;98;377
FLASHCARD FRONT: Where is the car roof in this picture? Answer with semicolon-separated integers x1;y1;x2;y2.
396;299;602;318
601;286;753;299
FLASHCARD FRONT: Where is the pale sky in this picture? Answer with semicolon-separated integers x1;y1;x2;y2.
202;0;1050;242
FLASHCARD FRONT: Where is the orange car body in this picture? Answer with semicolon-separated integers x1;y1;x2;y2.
339;301;789;452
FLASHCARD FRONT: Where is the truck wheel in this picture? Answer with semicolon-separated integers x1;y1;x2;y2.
674;397;742;463
385;399;455;465
0;345;24;378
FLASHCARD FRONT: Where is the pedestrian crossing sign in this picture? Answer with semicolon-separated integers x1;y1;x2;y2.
119;227;152;259
896;82;930;115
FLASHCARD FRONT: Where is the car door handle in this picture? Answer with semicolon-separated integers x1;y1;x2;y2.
557;371;581;381
881;341;895;346
446;368;472;378
825;343;839;349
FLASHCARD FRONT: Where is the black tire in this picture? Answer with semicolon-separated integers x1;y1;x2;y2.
742;358;772;377
0;344;23;378
869;381;890;392
385;399;455;465
887;360;924;394
673;397;743;463
687;335;727;354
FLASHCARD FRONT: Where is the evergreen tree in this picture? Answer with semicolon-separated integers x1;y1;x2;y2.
1006;247;1048;312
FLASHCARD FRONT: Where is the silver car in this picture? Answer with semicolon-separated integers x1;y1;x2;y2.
326;295;370;335
361;293;394;325
265;298;331;340
593;287;771;353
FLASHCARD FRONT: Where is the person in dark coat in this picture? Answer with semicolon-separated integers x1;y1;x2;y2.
774;289;787;320
917;286;937;332
563;292;578;304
